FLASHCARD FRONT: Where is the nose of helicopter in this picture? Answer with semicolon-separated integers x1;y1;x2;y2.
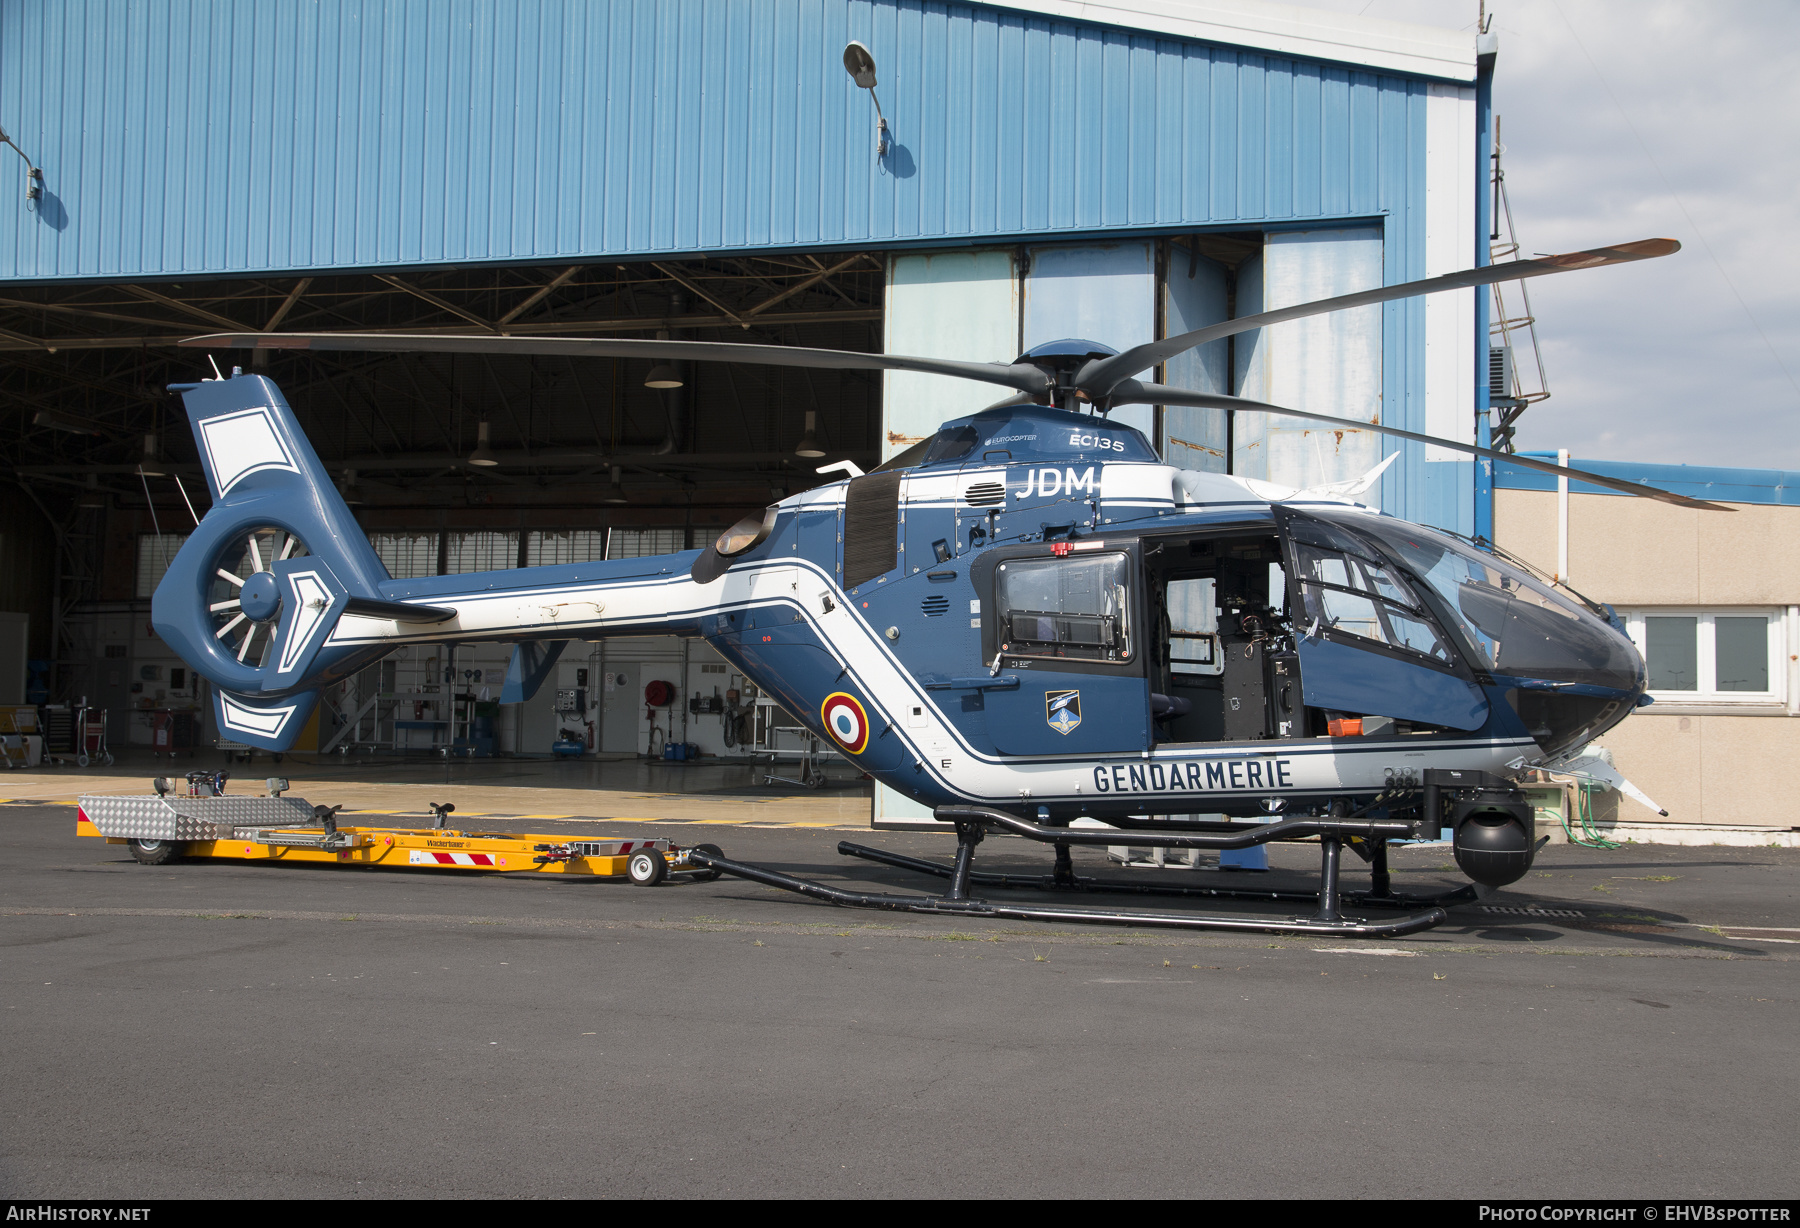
1452;571;1646;759
1354;518;1647;761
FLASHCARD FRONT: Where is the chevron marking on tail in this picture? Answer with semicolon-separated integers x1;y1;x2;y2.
197;406;301;495
277;571;336;675
219;692;307;740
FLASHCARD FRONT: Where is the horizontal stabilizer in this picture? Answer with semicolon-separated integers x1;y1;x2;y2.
343;597;458;624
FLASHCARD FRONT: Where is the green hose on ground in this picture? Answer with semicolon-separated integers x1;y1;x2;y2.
1559;780;1621;849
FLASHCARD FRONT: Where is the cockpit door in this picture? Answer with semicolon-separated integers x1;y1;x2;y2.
1274;507;1489;732
975;543;1150;756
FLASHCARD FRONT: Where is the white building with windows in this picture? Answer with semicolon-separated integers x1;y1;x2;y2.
1495;456;1799;834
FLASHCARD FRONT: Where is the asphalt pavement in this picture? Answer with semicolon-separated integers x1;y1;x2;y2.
3;802;1796;1199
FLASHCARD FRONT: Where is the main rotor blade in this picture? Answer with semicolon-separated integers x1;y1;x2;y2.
1114;380;1730;512
181;332;1052;395
1079;238;1680;397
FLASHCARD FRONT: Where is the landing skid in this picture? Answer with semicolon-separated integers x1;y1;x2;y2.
686;807;1455;938
835;840;1480;912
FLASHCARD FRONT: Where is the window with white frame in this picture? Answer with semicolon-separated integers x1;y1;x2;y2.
527;530;608;567
1621;609;1788;705
445;531;520;574
136;533;189;598
370;532;440;580
605;527;686;559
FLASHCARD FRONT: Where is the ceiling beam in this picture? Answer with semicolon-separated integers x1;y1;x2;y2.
374;274;497;332
264;277;313;331
122;285;249;332
496;265;581;329
742;252;867;319
0;309;884;351
650;262;747;327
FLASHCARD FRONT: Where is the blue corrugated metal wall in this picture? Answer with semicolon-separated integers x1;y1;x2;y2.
1;0;1473;530
0;0;1436;280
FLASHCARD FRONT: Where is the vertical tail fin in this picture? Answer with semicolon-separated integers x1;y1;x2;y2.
152;374;390;751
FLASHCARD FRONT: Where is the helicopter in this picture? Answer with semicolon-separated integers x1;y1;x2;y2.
160;236;1720;938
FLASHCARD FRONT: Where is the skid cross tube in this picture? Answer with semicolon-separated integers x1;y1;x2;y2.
835;841;1482;911
933;805;1418;848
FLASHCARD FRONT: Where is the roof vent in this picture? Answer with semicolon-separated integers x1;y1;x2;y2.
963;480;1005;507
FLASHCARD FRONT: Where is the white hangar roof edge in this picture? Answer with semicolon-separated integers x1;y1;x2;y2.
989;0;1479;82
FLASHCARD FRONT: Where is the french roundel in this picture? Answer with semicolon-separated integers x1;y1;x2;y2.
820;692;870;755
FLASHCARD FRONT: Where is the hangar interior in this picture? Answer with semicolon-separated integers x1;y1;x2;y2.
0;0;1491;776
3;234;1313;759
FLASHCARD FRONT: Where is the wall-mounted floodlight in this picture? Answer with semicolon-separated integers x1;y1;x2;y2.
0;125;42;203
842;42;889;159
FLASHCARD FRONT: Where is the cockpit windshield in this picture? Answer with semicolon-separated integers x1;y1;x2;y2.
1350;516;1642;693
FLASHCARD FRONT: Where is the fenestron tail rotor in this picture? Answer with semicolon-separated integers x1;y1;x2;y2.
208;529;310;669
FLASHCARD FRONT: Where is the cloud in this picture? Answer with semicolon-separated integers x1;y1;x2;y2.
1284;0;1800;469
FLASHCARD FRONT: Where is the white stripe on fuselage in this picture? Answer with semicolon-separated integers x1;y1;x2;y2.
321;550;1531;808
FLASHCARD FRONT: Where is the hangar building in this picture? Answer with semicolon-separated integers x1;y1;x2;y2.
0;1;1500;822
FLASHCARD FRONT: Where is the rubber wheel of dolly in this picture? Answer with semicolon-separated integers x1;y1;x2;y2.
128;839;184;866
691;844;725;882
627;849;667;887
805;774;824;790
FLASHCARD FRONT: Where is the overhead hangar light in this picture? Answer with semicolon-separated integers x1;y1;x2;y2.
137;434;165;478
795;410;825;459
32;410;102;436
604;465;628;505
468;421;499;467
644;363;683;390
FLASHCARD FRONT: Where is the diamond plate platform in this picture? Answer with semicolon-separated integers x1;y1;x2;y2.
79;794;318;841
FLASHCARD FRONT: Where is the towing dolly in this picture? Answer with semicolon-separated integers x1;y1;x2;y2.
76;787;722;887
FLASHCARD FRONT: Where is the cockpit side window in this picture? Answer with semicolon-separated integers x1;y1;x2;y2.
921;425;978;465
995;553;1133;664
1291;542;1452;666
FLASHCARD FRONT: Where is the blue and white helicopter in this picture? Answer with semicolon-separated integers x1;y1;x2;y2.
166;237;1717;937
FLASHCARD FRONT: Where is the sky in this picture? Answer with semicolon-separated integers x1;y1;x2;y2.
1281;0;1800;471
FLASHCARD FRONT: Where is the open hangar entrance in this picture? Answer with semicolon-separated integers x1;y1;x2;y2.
2;254;887;757
4;227;1379;764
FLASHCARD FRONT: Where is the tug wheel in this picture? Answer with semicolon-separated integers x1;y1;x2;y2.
128;839;183;866
691;844;725;882
627;849;667;886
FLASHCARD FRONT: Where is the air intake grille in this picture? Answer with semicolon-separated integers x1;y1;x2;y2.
1488;345;1515;399
964;481;1005;506
921;595;949;617
843;471;904;588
